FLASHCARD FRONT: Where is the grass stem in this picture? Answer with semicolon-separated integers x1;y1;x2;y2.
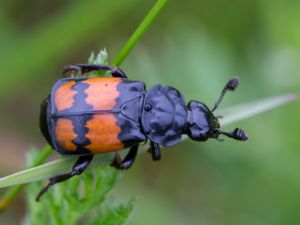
112;0;168;66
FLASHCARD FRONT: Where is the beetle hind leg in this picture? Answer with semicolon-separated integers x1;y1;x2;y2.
63;64;127;78
36;155;93;201
111;145;138;170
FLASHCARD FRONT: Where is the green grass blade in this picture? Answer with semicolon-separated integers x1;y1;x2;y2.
0;157;75;189
218;93;298;126
112;0;168;66
0;93;297;188
0;154;113;189
0;145;52;211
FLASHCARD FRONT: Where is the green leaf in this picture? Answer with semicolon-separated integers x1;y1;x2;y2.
87;48;109;77
23;150;133;225
88;52;95;64
88;199;136;225
0;93;297;189
94;49;108;65
88;49;108;65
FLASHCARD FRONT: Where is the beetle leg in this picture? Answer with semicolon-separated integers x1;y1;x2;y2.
150;142;161;161
62;65;82;77
63;64;127;78
109;66;127;78
111;145;138;170
36;155;93;201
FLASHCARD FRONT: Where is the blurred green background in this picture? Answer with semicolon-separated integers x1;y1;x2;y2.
0;0;300;224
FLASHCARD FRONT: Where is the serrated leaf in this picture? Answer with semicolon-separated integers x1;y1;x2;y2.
88;199;136;225
94;48;108;65
88;52;95;64
23;150;125;225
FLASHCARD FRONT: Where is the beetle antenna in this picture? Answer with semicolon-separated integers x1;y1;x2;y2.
219;128;248;141
211;77;239;112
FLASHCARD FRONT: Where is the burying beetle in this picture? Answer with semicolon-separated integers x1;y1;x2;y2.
37;64;247;200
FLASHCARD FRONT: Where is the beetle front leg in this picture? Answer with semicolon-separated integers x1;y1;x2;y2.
36;155;93;201
63;64;127;78
111;145;138;170
150;142;161;161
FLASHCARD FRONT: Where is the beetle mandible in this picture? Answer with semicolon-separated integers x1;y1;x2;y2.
37;64;248;200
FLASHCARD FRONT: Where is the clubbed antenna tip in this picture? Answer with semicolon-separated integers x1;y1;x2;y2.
212;77;240;112
219;128;249;141
231;128;248;141
226;77;240;91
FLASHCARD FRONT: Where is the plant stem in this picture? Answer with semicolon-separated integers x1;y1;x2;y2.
112;0;168;66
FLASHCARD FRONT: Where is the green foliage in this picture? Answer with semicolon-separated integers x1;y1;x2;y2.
23;150;134;225
88;200;135;225
89;49;108;65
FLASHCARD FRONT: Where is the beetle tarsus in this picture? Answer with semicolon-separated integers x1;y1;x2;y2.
36;172;74;201
150;142;161;161
111;145;138;170
36;155;93;201
36;182;51;202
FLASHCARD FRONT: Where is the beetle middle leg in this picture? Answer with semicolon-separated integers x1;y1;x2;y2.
111;145;138;170
36;155;93;201
150;142;161;161
63;64;127;78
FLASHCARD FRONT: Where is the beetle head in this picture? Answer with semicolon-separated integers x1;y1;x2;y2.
186;100;248;142
186;78;248;142
186;100;220;141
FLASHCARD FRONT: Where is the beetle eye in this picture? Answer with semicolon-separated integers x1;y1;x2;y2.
144;103;152;111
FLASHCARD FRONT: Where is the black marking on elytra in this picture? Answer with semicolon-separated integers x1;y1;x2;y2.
69;79;93;153
69;79;93;112
51;78;93;155
115;80;147;147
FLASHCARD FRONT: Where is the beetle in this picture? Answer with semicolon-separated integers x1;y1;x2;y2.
37;64;248;200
